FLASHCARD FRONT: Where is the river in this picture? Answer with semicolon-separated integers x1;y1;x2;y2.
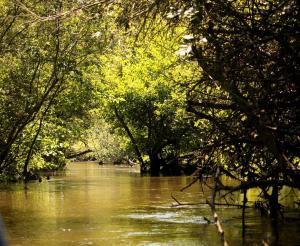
0;162;299;245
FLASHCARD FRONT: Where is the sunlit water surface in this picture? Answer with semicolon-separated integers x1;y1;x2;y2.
0;162;299;245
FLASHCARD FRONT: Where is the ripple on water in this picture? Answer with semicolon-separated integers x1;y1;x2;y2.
122;211;210;224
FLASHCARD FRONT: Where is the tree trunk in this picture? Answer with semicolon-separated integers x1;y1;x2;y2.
269;185;279;221
242;189;247;238
149;153;159;176
113;105;145;169
149;151;163;176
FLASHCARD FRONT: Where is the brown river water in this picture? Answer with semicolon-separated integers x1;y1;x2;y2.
0;162;299;245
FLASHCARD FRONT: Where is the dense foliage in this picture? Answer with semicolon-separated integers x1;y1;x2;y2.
100;0;300;221
97;24;202;175
0;0;105;181
170;0;300;219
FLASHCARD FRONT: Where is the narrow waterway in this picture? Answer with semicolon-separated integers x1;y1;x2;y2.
0;162;299;245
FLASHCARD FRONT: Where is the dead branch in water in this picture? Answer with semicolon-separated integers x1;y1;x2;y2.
66;149;93;159
207;167;229;246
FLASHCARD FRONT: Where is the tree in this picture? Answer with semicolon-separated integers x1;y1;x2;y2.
115;0;300;226
97;21;201;175
165;0;299;220
0;0;109;180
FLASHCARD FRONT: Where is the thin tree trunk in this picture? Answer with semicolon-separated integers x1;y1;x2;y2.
269;185;279;221
23;81;63;179
23;119;43;179
242;189;247;238
113;105;145;169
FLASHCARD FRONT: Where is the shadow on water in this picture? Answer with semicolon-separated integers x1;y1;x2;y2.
0;214;7;246
0;162;299;245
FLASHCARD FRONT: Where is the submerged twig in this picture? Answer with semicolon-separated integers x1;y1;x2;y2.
180;176;200;192
171;192;182;205
207;167;229;246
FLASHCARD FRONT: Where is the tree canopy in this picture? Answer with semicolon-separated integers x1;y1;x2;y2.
0;0;108;180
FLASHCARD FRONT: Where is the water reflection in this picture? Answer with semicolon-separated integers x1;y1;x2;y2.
0;162;299;245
